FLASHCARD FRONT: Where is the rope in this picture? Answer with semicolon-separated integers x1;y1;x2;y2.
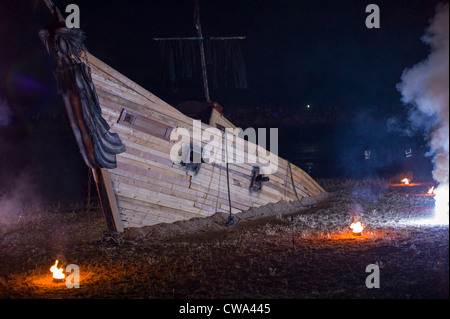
287;160;301;201
86;168;93;224
287;160;316;209
224;131;234;226
291;215;297;275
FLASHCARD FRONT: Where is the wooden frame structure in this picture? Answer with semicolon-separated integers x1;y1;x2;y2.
82;53;325;230
39;0;325;232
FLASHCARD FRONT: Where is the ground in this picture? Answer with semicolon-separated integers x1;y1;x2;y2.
0;179;448;299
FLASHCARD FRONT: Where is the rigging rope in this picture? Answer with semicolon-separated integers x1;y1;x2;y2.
224;131;234;226
287;160;301;202
287;160;316;208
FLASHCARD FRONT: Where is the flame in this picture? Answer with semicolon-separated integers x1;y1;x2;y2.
401;178;410;185
427;186;435;194
350;221;364;234
50;260;65;280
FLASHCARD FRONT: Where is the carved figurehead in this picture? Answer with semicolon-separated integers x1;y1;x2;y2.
39;0;125;169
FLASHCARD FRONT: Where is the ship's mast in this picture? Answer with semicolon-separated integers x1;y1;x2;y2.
194;0;210;103
154;0;245;103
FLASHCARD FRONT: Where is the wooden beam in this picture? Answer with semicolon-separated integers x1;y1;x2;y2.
93;168;124;232
153;36;246;40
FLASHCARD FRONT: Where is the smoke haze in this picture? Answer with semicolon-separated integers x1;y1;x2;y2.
397;3;449;218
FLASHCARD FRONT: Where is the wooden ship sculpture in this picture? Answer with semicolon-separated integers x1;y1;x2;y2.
39;0;325;232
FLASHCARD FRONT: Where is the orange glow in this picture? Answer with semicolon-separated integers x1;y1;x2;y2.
428;186;435;195
401;178;410;185
50;260;65;280
350;221;364;234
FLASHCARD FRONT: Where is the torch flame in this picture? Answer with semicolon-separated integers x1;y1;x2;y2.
401;178;410;185
350;221;364;234
428;186;435;194
50;260;65;280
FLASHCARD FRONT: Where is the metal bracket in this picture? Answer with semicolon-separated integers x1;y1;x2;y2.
180;144;204;175
249;166;270;192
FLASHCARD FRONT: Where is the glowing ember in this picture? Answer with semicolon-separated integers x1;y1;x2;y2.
401;178;410;185
50;260;65;281
427;186;435;195
350;221;364;235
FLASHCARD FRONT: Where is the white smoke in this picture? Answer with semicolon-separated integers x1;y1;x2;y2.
397;3;449;222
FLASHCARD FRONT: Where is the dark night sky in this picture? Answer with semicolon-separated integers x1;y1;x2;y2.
1;0;445;114
0;0;447;199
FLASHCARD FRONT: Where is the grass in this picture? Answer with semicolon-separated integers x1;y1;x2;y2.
0;178;448;299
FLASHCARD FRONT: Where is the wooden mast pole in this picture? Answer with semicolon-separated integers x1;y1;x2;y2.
154;1;245;103
194;0;211;103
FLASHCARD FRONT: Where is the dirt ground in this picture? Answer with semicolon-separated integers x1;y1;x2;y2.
0;179;448;299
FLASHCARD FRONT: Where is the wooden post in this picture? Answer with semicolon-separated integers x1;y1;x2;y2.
92;168;124;232
194;0;210;103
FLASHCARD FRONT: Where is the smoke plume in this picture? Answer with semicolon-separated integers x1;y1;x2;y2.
397;3;449;220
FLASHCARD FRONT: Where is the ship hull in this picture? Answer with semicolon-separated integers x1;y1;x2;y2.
83;52;325;230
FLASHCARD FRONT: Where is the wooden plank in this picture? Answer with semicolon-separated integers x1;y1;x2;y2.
124;145;173;166
97;88;190;128
105;123;175;156
117;151;184;178
101;168;125;232
190;171;283;201
115;182;209;216
190;181;268;208
115;160;191;188
117;196;199;220
116;154;190;183
92;168;124;232
115;157;270;214
85;52;179;112
110;167;176;191
120;208;182;225
112;170;225;216
111;173;222;212
121;138;173;161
